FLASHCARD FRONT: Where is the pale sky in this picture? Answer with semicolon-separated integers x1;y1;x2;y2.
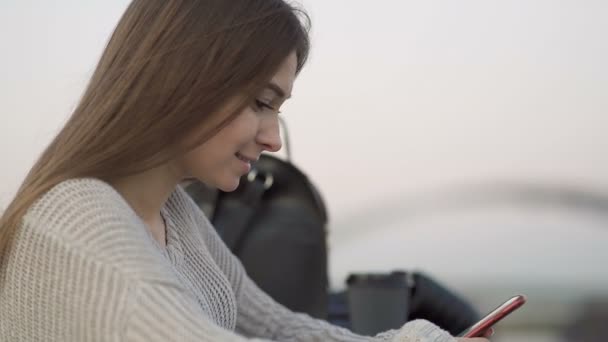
1;1;608;305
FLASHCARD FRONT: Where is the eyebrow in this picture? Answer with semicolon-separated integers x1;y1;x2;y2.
266;82;291;100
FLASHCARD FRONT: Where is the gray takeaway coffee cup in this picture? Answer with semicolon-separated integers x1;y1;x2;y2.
346;271;413;336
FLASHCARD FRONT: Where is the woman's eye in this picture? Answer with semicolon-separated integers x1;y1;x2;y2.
254;99;277;113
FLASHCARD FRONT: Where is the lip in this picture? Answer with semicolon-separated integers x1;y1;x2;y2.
236;153;259;164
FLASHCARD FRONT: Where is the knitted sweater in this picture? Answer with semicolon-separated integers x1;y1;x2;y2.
0;178;455;342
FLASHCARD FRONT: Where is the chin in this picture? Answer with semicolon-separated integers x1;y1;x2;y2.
217;178;241;192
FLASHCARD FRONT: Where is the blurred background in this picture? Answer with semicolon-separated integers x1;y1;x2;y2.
1;1;607;341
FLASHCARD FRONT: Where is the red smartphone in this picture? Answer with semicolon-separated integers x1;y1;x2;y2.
457;295;527;338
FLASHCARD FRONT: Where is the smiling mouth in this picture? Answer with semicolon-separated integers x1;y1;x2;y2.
235;152;257;164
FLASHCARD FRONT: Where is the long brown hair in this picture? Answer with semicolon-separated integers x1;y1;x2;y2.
0;0;310;260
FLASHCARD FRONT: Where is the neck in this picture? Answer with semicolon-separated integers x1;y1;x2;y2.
110;163;182;227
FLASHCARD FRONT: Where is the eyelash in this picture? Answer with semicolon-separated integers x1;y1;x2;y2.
254;100;281;114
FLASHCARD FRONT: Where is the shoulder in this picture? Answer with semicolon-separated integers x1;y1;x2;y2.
19;178;169;280
24;177;141;241
25;177;135;220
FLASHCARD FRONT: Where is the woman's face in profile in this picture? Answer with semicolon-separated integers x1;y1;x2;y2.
176;51;297;191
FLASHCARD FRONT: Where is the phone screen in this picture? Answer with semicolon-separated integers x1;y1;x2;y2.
457;295;527;337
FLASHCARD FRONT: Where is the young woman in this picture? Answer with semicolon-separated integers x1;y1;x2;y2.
0;1;488;341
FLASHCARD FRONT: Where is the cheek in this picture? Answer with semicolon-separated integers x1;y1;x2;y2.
178;145;214;177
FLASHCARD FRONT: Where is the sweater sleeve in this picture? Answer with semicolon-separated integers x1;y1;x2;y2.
235;271;456;342
123;280;275;342
174;187;456;342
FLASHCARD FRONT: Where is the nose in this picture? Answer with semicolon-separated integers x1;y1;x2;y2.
256;115;282;153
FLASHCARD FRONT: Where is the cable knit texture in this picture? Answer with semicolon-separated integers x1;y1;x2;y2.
0;178;456;342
